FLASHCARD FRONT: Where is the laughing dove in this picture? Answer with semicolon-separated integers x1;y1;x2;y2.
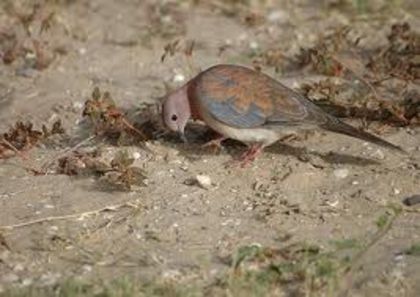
162;64;403;163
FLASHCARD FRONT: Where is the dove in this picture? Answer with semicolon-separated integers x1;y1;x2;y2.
162;64;404;163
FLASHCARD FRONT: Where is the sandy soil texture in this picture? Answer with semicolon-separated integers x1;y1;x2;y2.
1;1;420;296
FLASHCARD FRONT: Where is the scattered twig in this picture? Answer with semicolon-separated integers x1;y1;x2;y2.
0;201;141;231
0;137;28;160
40;134;97;173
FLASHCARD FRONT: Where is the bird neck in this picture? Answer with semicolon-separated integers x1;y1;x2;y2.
188;98;202;120
185;81;202;121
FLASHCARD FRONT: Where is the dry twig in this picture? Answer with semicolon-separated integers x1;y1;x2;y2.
0;201;141;231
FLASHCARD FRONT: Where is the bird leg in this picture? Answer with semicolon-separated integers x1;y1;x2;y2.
201;134;226;153
238;143;264;167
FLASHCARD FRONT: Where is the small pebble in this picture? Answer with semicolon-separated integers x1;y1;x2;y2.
195;174;212;189
333;168;349;179
402;195;420;206
326;200;339;207
40;272;61;286
161;15;172;23
393;188;401;195
267;10;289;23
21;278;32;286
238;33;248;42
13;264;24;272
72;101;84;110
78;47;87;55
249;41;259;50
173;73;185;83
371;149;385;160
162;269;181;280
82;265;92;273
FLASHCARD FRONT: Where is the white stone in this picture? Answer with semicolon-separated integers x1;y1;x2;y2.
21;278;32;286
13;264;24;272
372;149;385;160
173;73;185;83
267;10;289;23
49;226;58;231
72;101;84;110
196;174;212;189
82;265;92;273
333;168;349;179
162;269;181;280
249;41;259;50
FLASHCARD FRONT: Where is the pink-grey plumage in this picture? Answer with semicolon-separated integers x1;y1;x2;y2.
162;64;403;163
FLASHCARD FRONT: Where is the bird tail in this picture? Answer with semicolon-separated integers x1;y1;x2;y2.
320;116;405;154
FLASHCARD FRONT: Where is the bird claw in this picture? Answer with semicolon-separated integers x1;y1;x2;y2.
201;137;226;153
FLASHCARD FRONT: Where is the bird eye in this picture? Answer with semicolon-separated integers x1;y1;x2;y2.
171;114;178;121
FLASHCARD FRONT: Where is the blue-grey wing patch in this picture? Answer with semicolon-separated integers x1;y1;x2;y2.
202;95;267;128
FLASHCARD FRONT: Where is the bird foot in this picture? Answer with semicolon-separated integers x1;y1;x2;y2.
201;136;226;153
225;144;263;168
239;145;263;166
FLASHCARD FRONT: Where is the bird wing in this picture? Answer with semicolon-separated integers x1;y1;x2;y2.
191;64;319;129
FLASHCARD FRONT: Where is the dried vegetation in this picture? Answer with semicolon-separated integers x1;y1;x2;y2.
291;23;419;126
0;0;64;71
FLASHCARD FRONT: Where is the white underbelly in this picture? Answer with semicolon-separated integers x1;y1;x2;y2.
199;109;286;146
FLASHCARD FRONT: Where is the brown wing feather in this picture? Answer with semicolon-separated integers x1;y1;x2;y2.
190;64;312;128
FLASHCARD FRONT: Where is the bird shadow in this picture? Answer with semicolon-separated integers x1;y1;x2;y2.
266;143;380;166
160;124;242;161
162;124;380;167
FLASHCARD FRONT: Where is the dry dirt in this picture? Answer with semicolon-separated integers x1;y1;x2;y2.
1;1;420;296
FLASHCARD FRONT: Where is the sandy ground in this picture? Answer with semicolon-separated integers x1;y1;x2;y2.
1;0;420;296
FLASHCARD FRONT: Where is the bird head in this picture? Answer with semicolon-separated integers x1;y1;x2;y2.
162;84;191;142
